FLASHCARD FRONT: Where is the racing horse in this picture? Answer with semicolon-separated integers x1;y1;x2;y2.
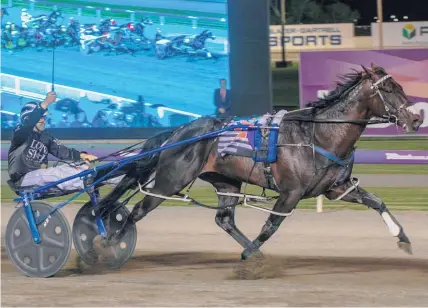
94;64;422;260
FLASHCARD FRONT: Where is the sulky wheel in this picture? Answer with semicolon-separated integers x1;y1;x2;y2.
5;201;72;278
72;201;137;269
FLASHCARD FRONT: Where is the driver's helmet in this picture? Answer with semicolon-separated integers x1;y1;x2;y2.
20;102;48;120
21;8;30;18
127;22;135;31
110;19;116;26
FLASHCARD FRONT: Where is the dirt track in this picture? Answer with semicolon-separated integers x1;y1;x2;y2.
2;204;428;307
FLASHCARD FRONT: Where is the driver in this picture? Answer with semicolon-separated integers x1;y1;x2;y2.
20;8;32;28
8;91;99;192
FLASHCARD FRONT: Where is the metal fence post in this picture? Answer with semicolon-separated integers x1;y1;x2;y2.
29;0;35;11
15;76;21;96
96;9;101;19
192;19;197;29
8;0;12;8
316;195;324;213
160;16;165;26
77;7;82;16
130;12;135;22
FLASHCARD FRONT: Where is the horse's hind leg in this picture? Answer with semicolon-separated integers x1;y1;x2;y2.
241;190;302;260
107;159;205;244
324;179;412;254
210;178;256;253
96;175;137;216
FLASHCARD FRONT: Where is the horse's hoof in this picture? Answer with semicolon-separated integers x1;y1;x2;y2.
241;248;264;261
253;250;265;258
398;241;413;255
241;249;251;260
99;238;109;248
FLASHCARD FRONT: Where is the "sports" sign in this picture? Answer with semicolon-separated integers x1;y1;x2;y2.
269;23;355;52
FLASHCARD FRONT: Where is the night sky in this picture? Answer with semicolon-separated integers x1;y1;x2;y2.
346;0;428;24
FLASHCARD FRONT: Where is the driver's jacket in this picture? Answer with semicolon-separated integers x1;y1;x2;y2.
20;12;32;25
8;103;81;183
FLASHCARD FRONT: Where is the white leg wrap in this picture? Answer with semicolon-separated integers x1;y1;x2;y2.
381;212;400;237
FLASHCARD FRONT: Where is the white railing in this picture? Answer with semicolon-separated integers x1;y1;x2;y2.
0;73;202;126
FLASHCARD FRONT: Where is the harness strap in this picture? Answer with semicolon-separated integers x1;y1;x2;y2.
313;145;347;166
261;115;279;191
263;163;279;191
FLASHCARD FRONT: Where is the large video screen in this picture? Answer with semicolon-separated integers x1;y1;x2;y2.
1;0;230;131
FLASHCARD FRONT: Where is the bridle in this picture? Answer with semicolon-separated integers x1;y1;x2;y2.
369;74;408;125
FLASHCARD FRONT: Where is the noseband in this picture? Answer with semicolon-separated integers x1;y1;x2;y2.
369;74;407;124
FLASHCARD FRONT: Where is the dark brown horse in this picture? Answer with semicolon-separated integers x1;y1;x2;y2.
93;63;422;260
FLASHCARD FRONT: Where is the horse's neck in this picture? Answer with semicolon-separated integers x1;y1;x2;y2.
315;98;369;157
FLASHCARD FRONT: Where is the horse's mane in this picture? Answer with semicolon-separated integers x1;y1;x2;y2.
306;70;364;109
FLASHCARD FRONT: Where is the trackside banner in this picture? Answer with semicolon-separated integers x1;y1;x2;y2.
299;49;428;136
371;21;428;48
269;23;355;52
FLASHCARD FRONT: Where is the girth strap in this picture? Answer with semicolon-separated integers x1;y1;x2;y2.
313;145;347;166
261;115;279;191
263;162;279;191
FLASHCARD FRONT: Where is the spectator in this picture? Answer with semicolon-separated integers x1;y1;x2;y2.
213;78;231;117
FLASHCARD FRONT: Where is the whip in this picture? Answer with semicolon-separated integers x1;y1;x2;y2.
51;34;55;91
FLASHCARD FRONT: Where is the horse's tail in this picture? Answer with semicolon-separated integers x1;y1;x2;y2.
134;129;174;181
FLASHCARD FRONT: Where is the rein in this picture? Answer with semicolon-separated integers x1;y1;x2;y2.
279;116;395;125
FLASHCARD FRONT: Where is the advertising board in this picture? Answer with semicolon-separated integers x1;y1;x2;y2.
371;21;428;48
299;49;428;136
270;23;355;52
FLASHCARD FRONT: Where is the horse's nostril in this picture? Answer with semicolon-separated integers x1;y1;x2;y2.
412;118;423;130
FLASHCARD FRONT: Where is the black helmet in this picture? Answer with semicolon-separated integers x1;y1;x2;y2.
20;102;47;119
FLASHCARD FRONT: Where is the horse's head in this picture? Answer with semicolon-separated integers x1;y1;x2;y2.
361;63;422;133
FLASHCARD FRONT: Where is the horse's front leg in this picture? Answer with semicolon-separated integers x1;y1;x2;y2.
241;191;301;260
325;179;412;254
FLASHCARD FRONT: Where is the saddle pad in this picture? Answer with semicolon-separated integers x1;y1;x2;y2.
217;110;288;160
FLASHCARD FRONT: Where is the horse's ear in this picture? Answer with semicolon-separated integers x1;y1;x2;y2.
371;62;377;70
361;65;371;76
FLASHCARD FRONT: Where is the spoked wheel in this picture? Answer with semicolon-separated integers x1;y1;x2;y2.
5;202;72;278
72;201;137;269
